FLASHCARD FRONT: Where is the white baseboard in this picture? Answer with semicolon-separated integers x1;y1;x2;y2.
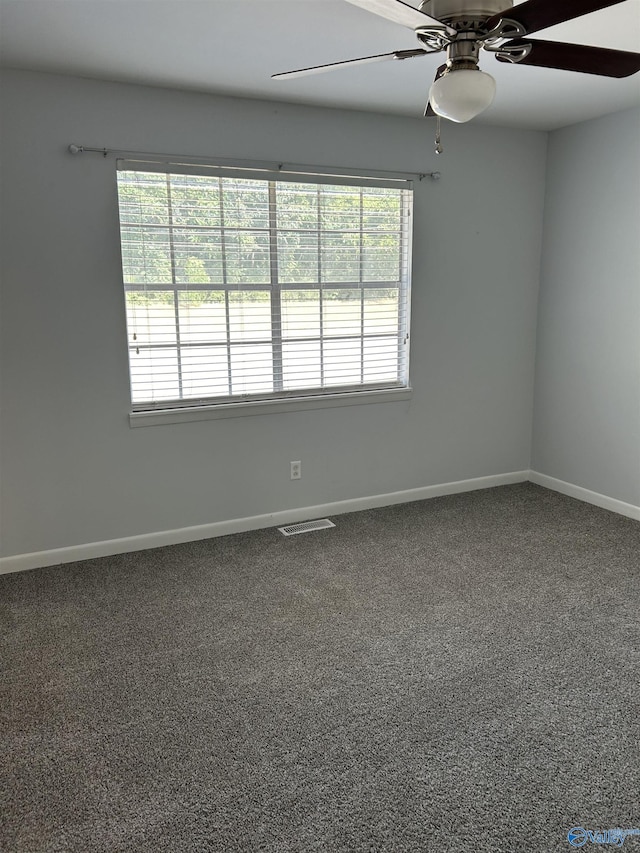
0;470;529;575
529;470;640;522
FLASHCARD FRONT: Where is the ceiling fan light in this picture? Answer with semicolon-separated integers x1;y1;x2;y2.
429;68;496;123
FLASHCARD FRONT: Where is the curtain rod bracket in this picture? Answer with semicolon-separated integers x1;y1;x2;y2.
419;171;441;181
68;144;108;157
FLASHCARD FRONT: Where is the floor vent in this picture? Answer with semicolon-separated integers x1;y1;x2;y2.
278;519;336;536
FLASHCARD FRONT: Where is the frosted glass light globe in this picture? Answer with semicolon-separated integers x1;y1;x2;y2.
429;68;496;123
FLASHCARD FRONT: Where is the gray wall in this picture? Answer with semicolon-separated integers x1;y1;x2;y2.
531;106;640;507
0;70;546;558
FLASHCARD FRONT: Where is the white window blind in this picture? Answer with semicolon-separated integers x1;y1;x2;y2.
116;160;412;411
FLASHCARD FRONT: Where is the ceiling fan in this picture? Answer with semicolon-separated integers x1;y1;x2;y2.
272;0;640;125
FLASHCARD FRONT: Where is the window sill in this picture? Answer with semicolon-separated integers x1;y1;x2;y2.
129;387;412;427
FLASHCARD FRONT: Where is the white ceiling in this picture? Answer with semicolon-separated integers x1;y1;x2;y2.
1;0;639;130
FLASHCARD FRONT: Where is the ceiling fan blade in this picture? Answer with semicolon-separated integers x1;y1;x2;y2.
497;39;640;77
345;0;456;36
486;0;630;37
272;49;427;79
425;63;447;116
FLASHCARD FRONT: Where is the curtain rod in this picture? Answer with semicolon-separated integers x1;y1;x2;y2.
67;144;442;181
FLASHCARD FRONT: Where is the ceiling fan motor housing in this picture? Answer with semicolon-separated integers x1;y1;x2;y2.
419;0;512;27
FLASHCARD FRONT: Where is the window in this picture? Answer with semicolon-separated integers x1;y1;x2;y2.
116;160;412;414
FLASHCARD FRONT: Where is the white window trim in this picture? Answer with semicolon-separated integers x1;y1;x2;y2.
129;386;412;427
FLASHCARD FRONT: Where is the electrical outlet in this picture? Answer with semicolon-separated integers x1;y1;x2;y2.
290;460;301;480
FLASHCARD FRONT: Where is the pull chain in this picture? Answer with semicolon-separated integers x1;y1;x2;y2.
435;116;443;155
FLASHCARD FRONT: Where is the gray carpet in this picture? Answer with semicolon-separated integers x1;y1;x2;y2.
1;483;639;853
